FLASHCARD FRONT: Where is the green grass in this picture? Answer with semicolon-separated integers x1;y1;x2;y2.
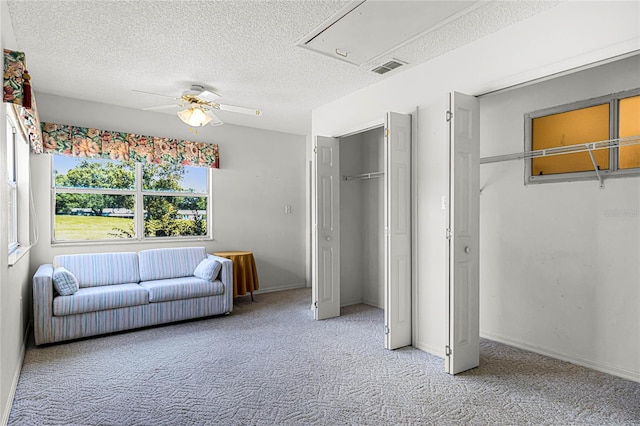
55;215;134;241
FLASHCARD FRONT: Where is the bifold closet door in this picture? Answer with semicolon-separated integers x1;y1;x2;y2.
446;92;480;374
312;136;341;320
384;112;412;350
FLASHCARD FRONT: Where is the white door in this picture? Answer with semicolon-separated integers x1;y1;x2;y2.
384;112;412;349
313;136;341;320
446;92;480;374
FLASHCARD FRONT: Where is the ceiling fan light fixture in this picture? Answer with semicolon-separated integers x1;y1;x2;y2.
177;105;215;127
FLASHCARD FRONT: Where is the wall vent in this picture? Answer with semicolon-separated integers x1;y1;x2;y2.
371;60;406;75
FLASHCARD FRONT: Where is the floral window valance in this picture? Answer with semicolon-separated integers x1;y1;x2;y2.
3;49;43;151
5;49;218;169
41;122;219;169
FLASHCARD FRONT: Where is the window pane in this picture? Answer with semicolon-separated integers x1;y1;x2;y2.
619;95;640;170
54;155;135;190
143;195;207;237
8;183;17;248
54;194;135;240
532;104;610;175
143;163;207;193
6;117;15;182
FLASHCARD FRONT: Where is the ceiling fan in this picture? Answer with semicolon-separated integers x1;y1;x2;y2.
134;84;262;128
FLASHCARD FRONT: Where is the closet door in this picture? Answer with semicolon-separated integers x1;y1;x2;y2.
313;136;341;320
446;92;480;374
384;112;412;349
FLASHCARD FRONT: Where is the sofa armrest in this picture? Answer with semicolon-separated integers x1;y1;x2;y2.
33;264;55;345
208;254;233;313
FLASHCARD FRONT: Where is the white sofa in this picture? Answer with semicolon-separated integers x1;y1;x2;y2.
33;247;232;345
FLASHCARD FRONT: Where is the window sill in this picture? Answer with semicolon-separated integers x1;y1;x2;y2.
8;245;31;267
50;236;213;247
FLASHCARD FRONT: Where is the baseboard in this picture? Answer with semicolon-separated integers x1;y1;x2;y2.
361;298;383;310
254;283;308;295
1;321;31;426
480;331;640;383
415;341;445;359
340;299;383;309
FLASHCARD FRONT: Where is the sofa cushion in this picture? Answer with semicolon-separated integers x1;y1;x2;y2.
52;267;79;296
53;252;140;288
140;277;225;303
53;283;148;316
194;258;222;282
138;247;207;281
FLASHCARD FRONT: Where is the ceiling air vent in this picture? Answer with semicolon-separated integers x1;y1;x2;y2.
371;60;405;75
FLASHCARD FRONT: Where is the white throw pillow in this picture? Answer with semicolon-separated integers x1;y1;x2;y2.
52;267;79;296
193;258;222;282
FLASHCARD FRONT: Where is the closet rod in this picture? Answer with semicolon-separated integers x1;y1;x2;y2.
480;135;640;165
343;171;384;181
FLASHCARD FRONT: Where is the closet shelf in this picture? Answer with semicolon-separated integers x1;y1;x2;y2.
343;171;384;181
480;135;640;164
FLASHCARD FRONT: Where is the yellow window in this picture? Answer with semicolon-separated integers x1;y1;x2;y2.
532;104;610;176
619;95;640;169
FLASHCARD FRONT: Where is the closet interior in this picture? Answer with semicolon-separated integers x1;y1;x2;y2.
339;126;384;308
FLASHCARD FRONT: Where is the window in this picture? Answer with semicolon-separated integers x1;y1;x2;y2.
525;89;640;184
141;163;208;238
52;155;210;242
619;95;640;169
6;114;18;253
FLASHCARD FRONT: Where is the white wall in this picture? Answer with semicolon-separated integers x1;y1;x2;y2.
361;128;384;308
311;0;640;368
0;99;10;426
1;0;33;422
30;93;308;294
479;56;640;381
339;127;384;308
339;133;364;306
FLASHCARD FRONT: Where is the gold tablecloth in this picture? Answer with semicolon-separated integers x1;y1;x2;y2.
213;251;259;298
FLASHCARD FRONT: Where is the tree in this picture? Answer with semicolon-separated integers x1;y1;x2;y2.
142;163;184;191
55;159;135;215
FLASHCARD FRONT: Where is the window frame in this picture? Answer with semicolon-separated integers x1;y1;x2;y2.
51;155;212;244
6;113;18;254
524;88;640;185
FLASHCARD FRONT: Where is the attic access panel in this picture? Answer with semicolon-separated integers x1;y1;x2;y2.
298;0;477;66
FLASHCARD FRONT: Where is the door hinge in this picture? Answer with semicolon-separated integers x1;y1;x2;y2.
446;111;453;122
314;300;318;309
313;146;318;154
384;325;390;335
445;345;452;356
446;228;452;240
385;128;390;138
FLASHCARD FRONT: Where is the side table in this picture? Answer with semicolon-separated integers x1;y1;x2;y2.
213;251;259;300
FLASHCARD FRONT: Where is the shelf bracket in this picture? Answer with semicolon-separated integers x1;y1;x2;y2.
587;145;604;189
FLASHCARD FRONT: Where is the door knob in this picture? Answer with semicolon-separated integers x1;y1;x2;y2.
464;246;471;254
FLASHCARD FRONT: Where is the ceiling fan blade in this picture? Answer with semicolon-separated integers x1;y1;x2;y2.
142;104;180;111
199;89;222;102
208;111;224;126
133;89;180;100
216;103;262;116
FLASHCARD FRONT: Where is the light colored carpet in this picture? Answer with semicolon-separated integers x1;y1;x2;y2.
8;288;640;425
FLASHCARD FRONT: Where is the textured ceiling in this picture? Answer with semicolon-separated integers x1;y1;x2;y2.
6;0;561;135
